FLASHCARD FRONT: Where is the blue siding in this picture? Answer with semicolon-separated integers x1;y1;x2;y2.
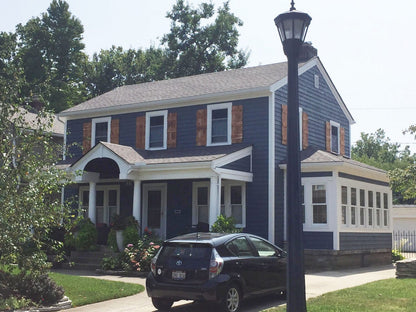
340;232;392;250
242;97;269;239
274;65;352;243
222;156;251;172
304;231;334;249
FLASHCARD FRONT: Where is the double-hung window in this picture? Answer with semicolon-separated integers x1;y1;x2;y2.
92;117;111;147
312;185;327;224
146;110;167;150
207;103;232;146
330;121;340;154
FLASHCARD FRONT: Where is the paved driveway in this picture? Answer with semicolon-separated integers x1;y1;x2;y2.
61;264;395;312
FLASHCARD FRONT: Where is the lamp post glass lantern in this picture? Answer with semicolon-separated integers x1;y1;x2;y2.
274;2;311;312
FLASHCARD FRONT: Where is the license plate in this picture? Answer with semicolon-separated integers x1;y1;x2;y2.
172;270;186;280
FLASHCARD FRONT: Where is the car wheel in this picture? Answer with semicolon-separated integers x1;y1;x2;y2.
151;297;173;311
221;283;241;312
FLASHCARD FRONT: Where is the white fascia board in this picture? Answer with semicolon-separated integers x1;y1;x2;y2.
214;168;253;182
59;88;271;120
211;146;253;169
69;143;130;177
269;57;355;125
279;161;388;182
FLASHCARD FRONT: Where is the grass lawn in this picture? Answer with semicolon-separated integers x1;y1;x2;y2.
266;278;416;312
49;272;145;307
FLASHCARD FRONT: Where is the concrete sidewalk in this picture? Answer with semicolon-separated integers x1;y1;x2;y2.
58;264;396;312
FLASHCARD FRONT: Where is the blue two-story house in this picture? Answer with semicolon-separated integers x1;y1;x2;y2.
60;49;392;267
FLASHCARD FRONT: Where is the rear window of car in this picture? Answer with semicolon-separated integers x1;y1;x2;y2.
158;243;212;262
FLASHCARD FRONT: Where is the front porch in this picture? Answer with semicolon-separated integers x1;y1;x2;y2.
65;142;253;240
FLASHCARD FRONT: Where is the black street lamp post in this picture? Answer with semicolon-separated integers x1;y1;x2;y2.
274;2;311;312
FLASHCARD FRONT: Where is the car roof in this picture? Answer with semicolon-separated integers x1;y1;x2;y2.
164;232;246;247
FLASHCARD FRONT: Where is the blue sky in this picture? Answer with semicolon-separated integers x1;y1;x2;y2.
2;0;416;151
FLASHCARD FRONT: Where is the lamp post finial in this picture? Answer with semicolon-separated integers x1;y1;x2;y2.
290;1;296;11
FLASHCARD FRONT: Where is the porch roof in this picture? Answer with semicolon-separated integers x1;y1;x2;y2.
95;141;252;165
279;147;388;180
67;142;253;182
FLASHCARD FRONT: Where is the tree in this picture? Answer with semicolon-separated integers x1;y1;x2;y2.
351;129;413;171
85;46;167;97
162;0;248;78
16;0;87;112
0;100;72;272
351;129;416;203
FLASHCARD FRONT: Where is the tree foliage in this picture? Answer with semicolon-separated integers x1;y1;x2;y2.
351;129;416;203
162;0;248;78
0;100;72;272
15;0;87;112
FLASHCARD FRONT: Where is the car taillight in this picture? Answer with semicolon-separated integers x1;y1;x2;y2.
151;247;162;275
209;248;224;279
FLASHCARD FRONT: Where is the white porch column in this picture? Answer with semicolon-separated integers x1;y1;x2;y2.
88;181;96;224
209;176;220;229
132;180;141;225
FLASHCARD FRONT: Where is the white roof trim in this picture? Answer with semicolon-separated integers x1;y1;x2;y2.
270;57;355;125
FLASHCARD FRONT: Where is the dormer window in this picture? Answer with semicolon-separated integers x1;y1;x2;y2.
207;103;232;146
330;121;340;154
146;110;167;150
92;117;111;147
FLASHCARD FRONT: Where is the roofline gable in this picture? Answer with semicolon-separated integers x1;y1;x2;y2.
270;57;355;125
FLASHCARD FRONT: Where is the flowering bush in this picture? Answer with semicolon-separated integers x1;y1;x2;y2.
125;236;162;272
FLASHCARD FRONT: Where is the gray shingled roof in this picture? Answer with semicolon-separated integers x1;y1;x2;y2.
74;141;252;166
61;62;291;115
289;147;386;174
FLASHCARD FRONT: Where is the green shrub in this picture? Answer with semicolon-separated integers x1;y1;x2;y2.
123;225;140;247
74;219;97;251
17;273;64;305
107;229;118;252
392;249;405;262
0;270;63;307
211;215;241;233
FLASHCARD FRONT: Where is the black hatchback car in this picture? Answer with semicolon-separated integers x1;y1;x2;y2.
146;232;287;312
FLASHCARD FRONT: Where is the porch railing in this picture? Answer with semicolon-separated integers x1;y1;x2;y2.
393;230;416;259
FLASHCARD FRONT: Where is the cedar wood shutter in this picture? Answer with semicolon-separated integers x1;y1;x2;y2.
136;115;145;149
302;111;308;150
110;119;119;144
340;127;345;155
167;112;177;148
196;109;207;146
282;105;288;145
82;121;92;154
232;105;243;143
325;121;331;152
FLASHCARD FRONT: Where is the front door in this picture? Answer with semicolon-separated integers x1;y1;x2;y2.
143;183;167;239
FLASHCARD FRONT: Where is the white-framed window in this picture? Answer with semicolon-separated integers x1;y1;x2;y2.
192;182;209;225
220;181;246;228
350;187;357;226
383;193;389;227
330;120;340;154
359;189;366;226
193;180;246;228
341;186;347;225
312;184;327;224
299;107;303;151
145;110;167;150
79;185;120;225
368;190;373;226
376;192;381;226
92;117;111;147
207;103;232;146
